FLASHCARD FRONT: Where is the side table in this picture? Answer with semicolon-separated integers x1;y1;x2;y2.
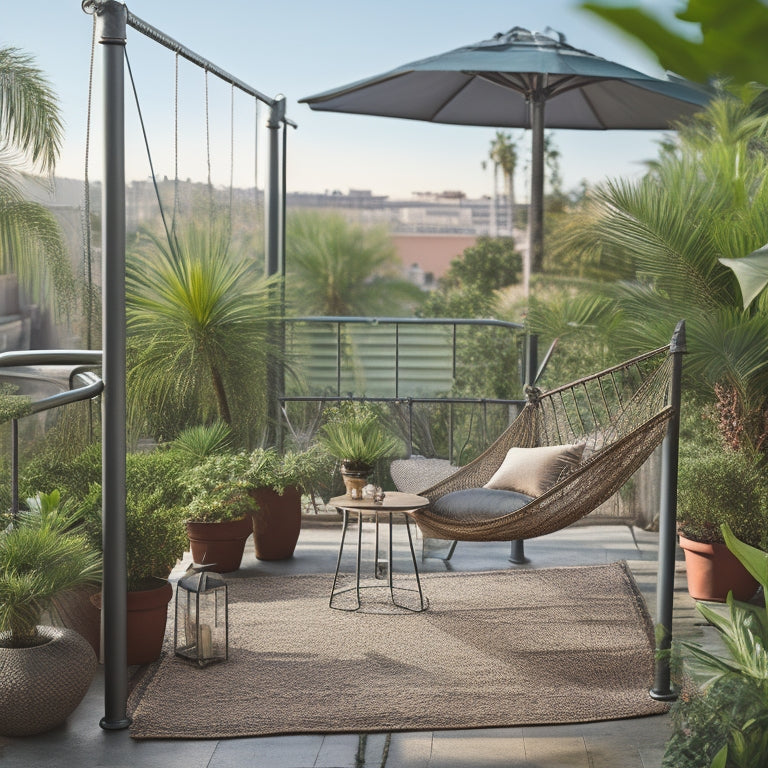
329;492;430;613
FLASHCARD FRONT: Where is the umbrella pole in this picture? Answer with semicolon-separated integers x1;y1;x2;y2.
527;92;545;295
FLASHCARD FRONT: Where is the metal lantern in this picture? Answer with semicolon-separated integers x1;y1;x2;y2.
174;566;228;667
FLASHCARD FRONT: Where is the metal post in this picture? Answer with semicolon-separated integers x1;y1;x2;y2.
264;95;286;445
650;319;686;701
10;419;18;518
527;89;545;286
91;0;130;731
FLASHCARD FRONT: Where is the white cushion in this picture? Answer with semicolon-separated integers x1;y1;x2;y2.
484;443;585;497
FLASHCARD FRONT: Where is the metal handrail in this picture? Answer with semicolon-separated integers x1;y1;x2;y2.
0;350;103;516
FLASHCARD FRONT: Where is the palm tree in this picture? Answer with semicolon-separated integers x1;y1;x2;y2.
0;46;73;312
488;131;519;236
285;210;422;316
562;95;768;452
126;221;282;444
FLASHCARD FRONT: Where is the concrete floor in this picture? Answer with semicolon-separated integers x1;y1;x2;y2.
0;517;711;768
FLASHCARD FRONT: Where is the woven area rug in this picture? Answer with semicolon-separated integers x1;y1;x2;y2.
128;562;668;739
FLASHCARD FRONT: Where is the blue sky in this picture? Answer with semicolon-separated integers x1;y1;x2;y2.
3;1;692;200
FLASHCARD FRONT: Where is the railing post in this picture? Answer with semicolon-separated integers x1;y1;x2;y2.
651;319;686;701
11;418;18;518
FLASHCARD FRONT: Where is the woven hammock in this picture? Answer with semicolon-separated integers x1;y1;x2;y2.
410;343;676;542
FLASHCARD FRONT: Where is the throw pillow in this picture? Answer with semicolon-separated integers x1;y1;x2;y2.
484;443;585;497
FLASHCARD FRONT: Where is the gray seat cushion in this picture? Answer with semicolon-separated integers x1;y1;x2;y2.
432;488;534;523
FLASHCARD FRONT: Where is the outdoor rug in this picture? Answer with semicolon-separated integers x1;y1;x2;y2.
128;562;668;739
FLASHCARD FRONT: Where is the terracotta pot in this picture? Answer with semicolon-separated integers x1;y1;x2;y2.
0;626;97;736
91;578;174;666
249;485;302;560
185;517;252;573
679;535;760;602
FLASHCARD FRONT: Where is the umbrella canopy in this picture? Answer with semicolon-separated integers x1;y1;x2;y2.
301;27;711;290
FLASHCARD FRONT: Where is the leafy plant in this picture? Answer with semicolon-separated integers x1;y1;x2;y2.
663;524;768;767
171;421;233;460
0;492;101;648
75;450;193;591
181;453;253;524
677;443;768;548
318;402;402;471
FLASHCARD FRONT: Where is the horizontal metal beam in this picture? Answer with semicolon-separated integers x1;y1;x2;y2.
288;316;525;330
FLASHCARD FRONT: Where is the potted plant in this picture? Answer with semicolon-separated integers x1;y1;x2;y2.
84;450;192;665
318;402;402;497
677;442;768;602
181;453;254;573
0;495;101;736
244;445;334;560
662;524;768;767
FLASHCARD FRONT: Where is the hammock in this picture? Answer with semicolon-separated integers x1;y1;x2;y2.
408;340;677;542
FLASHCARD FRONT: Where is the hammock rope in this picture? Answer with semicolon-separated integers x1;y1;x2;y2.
410;342;676;542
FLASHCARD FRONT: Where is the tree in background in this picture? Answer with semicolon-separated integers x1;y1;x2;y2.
420;238;523;400
439;237;521;295
126;221;281;445
285;210;423;317
549;93;768;454
485;131;519;236
582;0;768;307
0;46;74;313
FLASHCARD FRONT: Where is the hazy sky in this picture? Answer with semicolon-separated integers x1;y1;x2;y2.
3;1;691;201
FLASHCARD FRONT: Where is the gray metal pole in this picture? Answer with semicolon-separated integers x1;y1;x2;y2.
527;89;545;283
92;0;130;730
264;96;286;445
650;319;686;702
266;95;285;279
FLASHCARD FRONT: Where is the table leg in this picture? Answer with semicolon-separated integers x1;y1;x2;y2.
330;509;364;611
388;514;427;612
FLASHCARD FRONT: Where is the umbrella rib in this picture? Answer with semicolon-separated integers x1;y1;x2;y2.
428;75;477;121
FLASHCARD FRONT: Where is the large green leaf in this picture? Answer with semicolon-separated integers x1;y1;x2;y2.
719;248;768;308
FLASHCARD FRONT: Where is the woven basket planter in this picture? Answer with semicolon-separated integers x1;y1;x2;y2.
0;626;97;737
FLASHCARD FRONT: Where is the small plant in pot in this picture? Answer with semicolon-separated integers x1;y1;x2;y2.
677;441;768;602
181;453;255;573
318;402;402;497
0;494;101;736
244;445;335;560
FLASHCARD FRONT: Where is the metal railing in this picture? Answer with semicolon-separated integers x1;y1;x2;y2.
0;350;103;516
280;317;536;461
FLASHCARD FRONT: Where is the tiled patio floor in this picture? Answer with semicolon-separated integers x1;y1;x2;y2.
0;518;710;768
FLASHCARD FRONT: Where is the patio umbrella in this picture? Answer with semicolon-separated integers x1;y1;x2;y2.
300;27;711;291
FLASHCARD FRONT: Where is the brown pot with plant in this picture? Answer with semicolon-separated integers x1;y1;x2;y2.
677;442;767;602
84;451;192;665
181;454;254;572
317;402;401;497
245;445;334;560
0;495;101;736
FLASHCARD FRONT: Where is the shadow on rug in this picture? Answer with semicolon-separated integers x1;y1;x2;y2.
128;562;668;739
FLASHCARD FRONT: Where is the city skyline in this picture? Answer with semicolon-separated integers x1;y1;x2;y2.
4;1;692;201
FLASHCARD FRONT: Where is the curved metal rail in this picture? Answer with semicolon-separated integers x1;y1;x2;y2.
0;350;103;515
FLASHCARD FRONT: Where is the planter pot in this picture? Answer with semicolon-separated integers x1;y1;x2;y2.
91;578;174;666
679;535;760;602
340;465;372;497
52;584;102;657
185;517;252;573
0;626;97;736
249;485;302;560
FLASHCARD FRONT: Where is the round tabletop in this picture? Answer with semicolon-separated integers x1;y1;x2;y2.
329;491;429;512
